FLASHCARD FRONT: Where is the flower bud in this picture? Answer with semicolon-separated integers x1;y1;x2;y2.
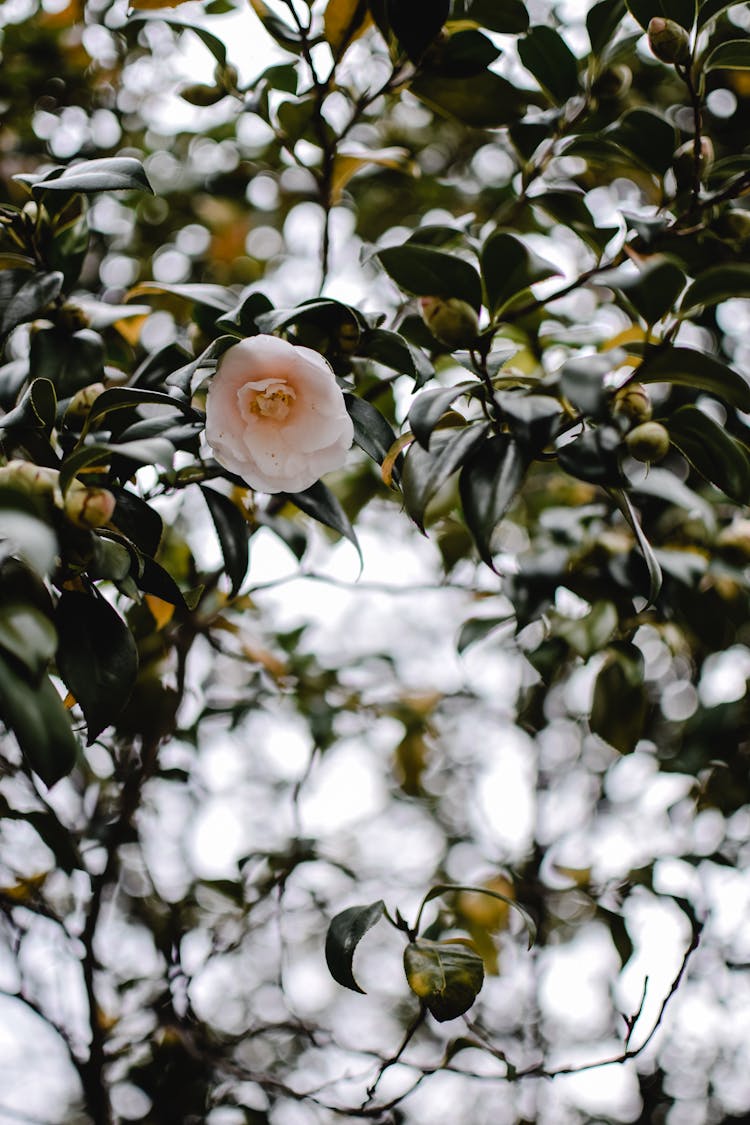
63;482;116;529
67;382;106;418
673;137;714;190
625;421;670;462
419;297;479;349
647;17;691;65
716;518;750;559
0;460;62;505
612;382;653;427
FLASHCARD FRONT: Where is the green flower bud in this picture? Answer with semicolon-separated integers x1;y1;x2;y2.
63;482;116;529
420;297;479;349
673;137;714;190
647;17;691;65
625;421;670;462
612;382;653;428
0;460;62;505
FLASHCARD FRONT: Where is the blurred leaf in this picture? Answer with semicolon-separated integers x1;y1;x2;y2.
378;245;482;310
590;643;647;753
0;653;78;787
459;434;526;568
56;591;138;744
557;424;623;486
331;148;416;203
324;0;371;56
416;882;537;947
612;488;663;603
128;15;228;65
402;423;490;529
403;939;484;1021
605;109;676;175
495;392;563;450
200;486;250;596
559;353;613;417
518;26;579;104
325;900;385;993
30;327;104;398
465;0;529;33
286;480;362;564
554;600;618;658
667;405;750;502
533;190;618;254
587;0;626;52
23;157;153;195
681;263;750;314
0;270;63;336
387;0;449;61
411;69;527;128
457;615;514;653
615;258;686;324
426;28;500;76
636;346;750;411
127;282;236;312
0;603;56;681
0;378;56;434
248;0;304;50
482;232;558;316
625;0;696;29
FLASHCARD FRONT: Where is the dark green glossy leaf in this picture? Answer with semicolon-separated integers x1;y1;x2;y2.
557;425;624;486
425;29;500;77
667;405;750;502
344;394;400;478
200;486;250;596
587;0;626;53
0;270;64;336
136;555;201;609
532;190;618;254
110;488;163;557
59;438;174;492
325;900;385;993
0;378;56;434
286;480;362;564
0;603;56;681
466;0;529;33
128;282;235;312
387;0;449;61
637;346;750;411
495;392;564;449
559;354;613;417
403;939;484;1021
590;643;647;753
216;291;275;336
698;0;741;24
30;327;104;399
605;109;676;175
615;258;686;324
518;26;580;104
482;232;558;316
680;263;750;315
408;382;475;449
704;38;750;71
82;386;194;439
129;14;227;66
459;434;526;568
0;652;78;787
378;245;482;310
56;591;138;745
27;157;153;195
410;69;527;129
612;488;663;604
625;0;696;29
359;328;434;387
402;423;490;528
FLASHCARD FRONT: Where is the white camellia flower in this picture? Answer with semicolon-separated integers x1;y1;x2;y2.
204;334;354;494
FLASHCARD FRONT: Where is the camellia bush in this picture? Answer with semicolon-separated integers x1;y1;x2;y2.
4;0;750;1121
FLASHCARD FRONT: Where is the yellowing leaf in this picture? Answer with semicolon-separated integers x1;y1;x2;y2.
331;148;417;203
457;876;515;931
130;0;196;9
113;314;147;347
404;939;484;1022
324;0;372;57
382;431;415;488
145;596;175;631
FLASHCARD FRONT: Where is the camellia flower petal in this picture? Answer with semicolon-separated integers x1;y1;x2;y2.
204;335;354;494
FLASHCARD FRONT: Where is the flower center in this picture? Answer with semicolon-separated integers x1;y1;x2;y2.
242;380;296;422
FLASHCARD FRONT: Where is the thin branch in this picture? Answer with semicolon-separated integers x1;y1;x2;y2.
362;1006;426;1108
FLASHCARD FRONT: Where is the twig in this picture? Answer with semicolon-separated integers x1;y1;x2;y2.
362;1006;426;1108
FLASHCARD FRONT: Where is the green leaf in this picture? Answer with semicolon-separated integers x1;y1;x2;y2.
667;405;750;502
0;378;57;434
0;653;78;787
344;394;400;478
554;600;619;658
215;290;275;336
59;438;174;493
587;0;626;53
532;190;618;254
615;258;686;324
426;29;500;77
129;14;227;66
457;615;514;653
459;435;526;569
558;425;624;486
127;282;236;312
200;487;250;597
704;38;750;70
81;386;195;439
637;346;750;411
0;270;64;337
26;157;153;195
325;900;386;993
387;0;449;61
408;382;476;449
29;327;104;399
681;263;750;314
590;643;647;753
359;328;434;387
559;354;613;417
402;424;490;529
136;555;201;609
410;70;527;129
518;26;580;104
378;245;483;310
110;488;163;557
495;392;564;450
403;939;484;1021
625;0;696;29
611;488;663;603
0;502;58;577
56;591;138;745
0;603;56;681
604;109;676;175
466;0;529;33
481;232;558;316
697;0;741;25
414;882;537;947
286;480;362;564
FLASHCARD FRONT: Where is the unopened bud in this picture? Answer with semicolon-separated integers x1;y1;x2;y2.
0;460;62;505
716;518;750;559
612;382;653;428
625;421;670;462
67;382;106;418
673;136;714;189
63;482;116;529
647;17;691;65
420;297;479;349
